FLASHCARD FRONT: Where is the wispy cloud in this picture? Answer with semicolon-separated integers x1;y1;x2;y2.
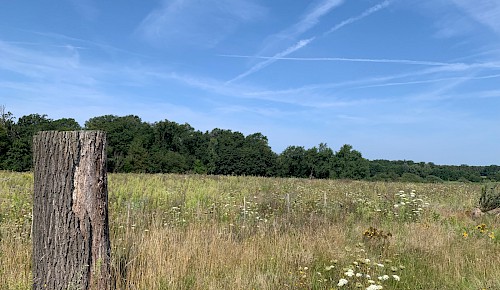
226;0;345;83
354;73;500;91
19;30;149;59
220;55;458;66
244;58;500;99
226;38;315;84
228;1;391;83
136;0;266;48
287;0;344;38
451;0;500;34
0;40;88;82
69;0;99;21
325;0;390;34
255;0;344;57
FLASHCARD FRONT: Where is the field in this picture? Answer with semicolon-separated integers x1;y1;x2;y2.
1;171;499;289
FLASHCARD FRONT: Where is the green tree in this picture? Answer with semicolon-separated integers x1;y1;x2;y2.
85;115;153;172
240;133;277;176
331;144;369;180
151;120;208;173
277;146;308;178
51;118;81;131
4;114;54;171
206;129;245;175
0;106;15;168
123;138;151;173
304;143;334;179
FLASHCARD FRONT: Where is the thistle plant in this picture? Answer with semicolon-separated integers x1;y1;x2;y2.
479;183;500;212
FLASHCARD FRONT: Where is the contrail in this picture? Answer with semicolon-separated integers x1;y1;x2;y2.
226;38;314;84
220;55;455;67
325;0;390;35
293;0;344;36
226;0;344;84
227;1;391;83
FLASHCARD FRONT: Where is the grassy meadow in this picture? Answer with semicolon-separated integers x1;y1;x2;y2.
0;171;499;289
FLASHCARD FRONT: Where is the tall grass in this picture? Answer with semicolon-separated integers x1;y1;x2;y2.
1;171;498;289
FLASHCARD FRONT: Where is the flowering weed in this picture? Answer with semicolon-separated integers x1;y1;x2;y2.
307;243;404;290
462;223;498;243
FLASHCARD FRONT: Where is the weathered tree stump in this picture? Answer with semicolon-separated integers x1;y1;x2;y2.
32;131;111;290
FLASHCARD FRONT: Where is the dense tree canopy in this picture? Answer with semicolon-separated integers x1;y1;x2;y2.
0;109;499;182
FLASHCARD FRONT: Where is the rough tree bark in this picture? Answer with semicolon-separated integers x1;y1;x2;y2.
32;131;111;290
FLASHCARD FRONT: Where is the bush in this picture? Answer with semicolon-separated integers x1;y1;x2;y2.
400;173;423;183
479;183;500;211
424;175;443;183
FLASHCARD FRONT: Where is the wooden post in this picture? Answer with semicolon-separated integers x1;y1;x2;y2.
32;131;111;290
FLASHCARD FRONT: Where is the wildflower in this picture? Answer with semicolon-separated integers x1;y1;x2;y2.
376;263;384;268
366;285;383;290
462;231;468;238
476;224;487;233
337;278;349;287
345;269;355;277
378;275;389;281
489;232;495;240
367;280;376;284
392;274;400;281
325;265;334;271
356;272;363;277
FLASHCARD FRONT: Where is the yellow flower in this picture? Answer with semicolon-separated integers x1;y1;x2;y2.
476;224;487;233
488;232;495;240
462;231;468;238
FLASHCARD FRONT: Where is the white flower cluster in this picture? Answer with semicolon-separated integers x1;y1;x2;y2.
392;190;429;221
333;255;402;290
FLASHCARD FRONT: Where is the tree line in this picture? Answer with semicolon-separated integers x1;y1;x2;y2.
1;109;499;182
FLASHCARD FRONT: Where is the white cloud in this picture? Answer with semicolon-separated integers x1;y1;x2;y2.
0;40;91;83
227;0;345;83
325;0;390;34
69;0;99;21
287;0;344;38
228;1;391;83
136;0;266;48
220;55;456;66
451;0;500;34
226;38;315;83
255;0;344;57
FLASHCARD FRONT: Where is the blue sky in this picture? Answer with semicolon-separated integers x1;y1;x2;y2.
1;0;499;165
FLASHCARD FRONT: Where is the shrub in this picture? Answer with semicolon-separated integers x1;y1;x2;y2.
479;183;500;211
424;175;443;183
